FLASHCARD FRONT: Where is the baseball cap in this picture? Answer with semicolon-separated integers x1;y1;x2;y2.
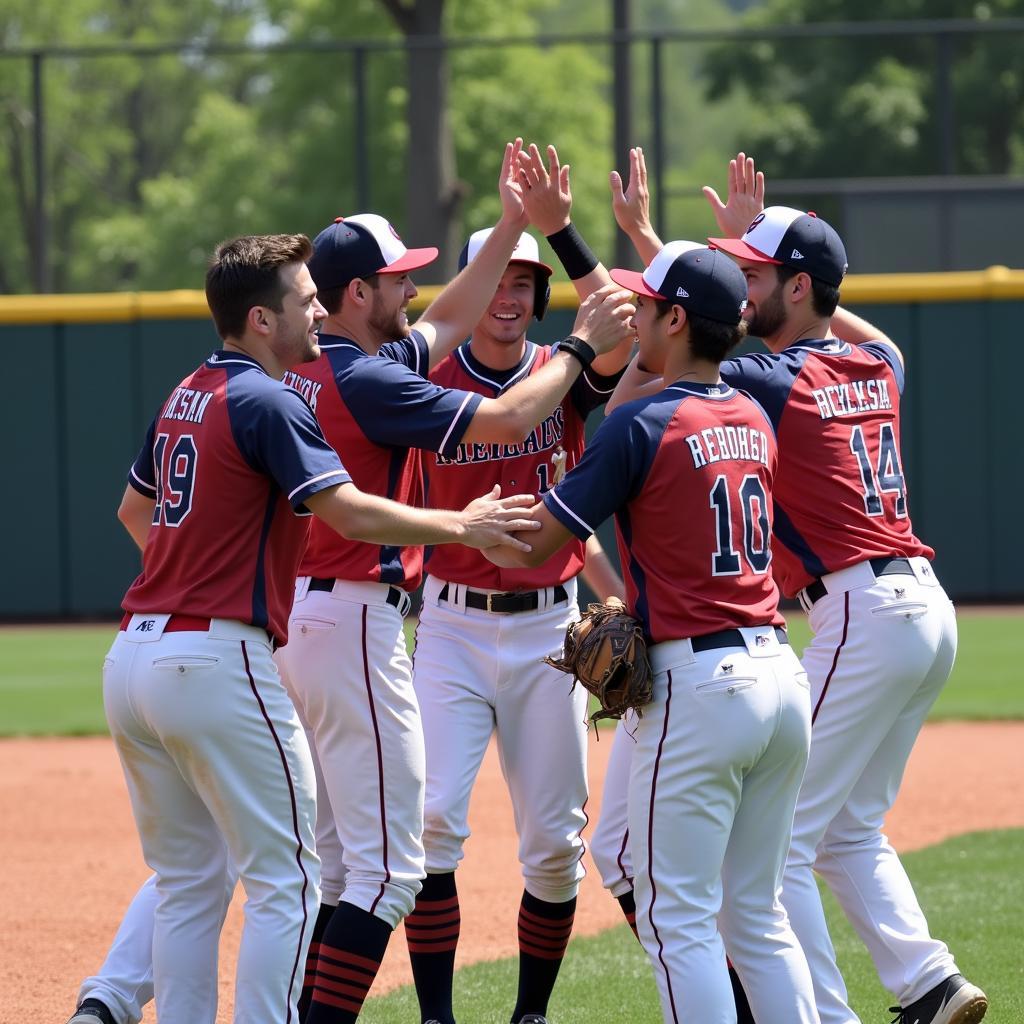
307;213;438;290
708;206;848;287
609;240;748;325
457;228;553;277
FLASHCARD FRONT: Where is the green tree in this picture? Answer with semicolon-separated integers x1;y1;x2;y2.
703;0;1024;180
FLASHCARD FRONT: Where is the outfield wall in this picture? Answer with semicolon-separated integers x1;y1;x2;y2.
3;268;1021;617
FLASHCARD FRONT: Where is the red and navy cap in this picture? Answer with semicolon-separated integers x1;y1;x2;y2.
610;241;748;325
709;206;848;288
308;213;438;290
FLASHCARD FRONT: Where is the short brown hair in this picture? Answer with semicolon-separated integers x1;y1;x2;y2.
205;233;313;340
653;299;749;363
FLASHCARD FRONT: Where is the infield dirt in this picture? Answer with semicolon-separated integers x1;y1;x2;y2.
5;722;1022;1022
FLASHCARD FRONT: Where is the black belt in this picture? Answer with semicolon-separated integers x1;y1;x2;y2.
437;582;568;614
308;577;410;613
802;557;915;606
690;625;788;653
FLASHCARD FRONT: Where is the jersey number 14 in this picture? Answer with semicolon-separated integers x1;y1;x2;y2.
849;423;907;518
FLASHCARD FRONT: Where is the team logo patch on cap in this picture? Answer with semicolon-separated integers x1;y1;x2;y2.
791;249;804;259
747;212;766;233
676;286;690;298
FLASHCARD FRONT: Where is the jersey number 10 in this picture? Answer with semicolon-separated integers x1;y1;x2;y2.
710;474;772;577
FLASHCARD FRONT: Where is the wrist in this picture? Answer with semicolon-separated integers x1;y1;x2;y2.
557;334;597;370
546;223;599;280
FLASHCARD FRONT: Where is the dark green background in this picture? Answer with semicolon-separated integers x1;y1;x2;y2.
6;297;1019;618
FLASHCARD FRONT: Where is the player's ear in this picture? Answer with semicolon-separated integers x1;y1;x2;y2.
789;272;813;304
347;277;372;307
248;304;274;336
667;304;688;336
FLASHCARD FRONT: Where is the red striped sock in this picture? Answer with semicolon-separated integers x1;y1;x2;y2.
305;903;391;1024
405;871;460;1024
512;890;576;1020
300;902;338;1020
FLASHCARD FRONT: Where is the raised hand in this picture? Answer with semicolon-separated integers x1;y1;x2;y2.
516;143;572;235
499;137;529;229
570;284;636;355
702;151;765;239
610;146;651;237
458;485;540;551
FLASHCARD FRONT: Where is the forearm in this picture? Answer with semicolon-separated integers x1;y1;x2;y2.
420;217;524;366
118;487;155;552
606;355;664;414
308;484;466;547
580;535;623;602
830;305;896;348
624;222;663;266
545;223;613;302
462;351;582;444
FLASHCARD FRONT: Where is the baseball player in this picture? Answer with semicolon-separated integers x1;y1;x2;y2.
403;153;634;1024
606;149;987;1024
483;241;820;1024
68;233;542;1024
66;143;635;1024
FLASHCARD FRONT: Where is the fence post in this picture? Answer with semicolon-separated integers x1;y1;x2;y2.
32;51;51;293
651;35;665;242
613;0;634;269
354;46;370;210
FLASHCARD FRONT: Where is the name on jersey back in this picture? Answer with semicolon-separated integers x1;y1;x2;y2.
812;379;892;421
685;426;771;469
162;386;214;424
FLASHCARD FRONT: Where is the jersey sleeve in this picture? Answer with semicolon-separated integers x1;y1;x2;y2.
237;384;351;512
862;341;905;394
720;352;793;430
344;358;483;457
543;403;650;539
378;329;430;379
128;417;158;497
569;360;628;419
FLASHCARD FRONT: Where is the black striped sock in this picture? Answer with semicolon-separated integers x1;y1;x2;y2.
615;888;639;940
304;902;392;1024
299;901;337;1021
404;871;460;1024
511;890;576;1022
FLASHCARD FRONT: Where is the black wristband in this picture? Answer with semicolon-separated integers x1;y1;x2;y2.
557;334;597;369
545;223;599;280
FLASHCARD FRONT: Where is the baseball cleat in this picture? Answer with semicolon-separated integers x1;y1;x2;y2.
66;1000;117;1024
889;973;988;1024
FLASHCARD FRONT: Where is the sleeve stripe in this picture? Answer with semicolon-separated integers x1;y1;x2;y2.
438;392;477;453
548;488;594;534
129;466;157;496
288;469;349;502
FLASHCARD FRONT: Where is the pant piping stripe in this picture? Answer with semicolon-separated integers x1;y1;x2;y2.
812;591;850;725
360;604;391;914
645;669;680;1024
241;640;310;1024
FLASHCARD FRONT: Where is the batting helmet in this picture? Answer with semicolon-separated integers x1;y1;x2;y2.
458;229;553;321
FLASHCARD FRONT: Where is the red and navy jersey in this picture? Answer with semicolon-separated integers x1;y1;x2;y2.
720;338;932;597
425;340;622;589
124;351;350;645
289;330;483;590
544;381;784;643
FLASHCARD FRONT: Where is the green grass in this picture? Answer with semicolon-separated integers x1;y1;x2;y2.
0;610;1020;736
360;830;1023;1023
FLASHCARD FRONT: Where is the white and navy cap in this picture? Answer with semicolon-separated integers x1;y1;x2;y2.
709;206;848;287
459;228;553;320
307;213;438;290
609;241;748;325
458;228;553;277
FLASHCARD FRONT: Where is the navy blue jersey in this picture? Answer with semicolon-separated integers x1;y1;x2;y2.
545;381;783;643
288;330;483;587
720;339;931;596
125;351;350;643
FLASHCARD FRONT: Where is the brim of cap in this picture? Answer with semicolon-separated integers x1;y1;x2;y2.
707;237;782;265
510;257;554;277
609;267;664;299
379;246;439;274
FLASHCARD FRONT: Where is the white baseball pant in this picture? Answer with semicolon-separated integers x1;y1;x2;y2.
275;577;425;927
786;557;959;1023
630;628;818;1024
414;575;588;903
103;616;319;1024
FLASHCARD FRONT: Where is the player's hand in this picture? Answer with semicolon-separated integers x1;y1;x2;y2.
458;485;541;552
702;151;765;239
498;137;529;230
570;284;636;355
610;146;651;238
516;143;572;235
